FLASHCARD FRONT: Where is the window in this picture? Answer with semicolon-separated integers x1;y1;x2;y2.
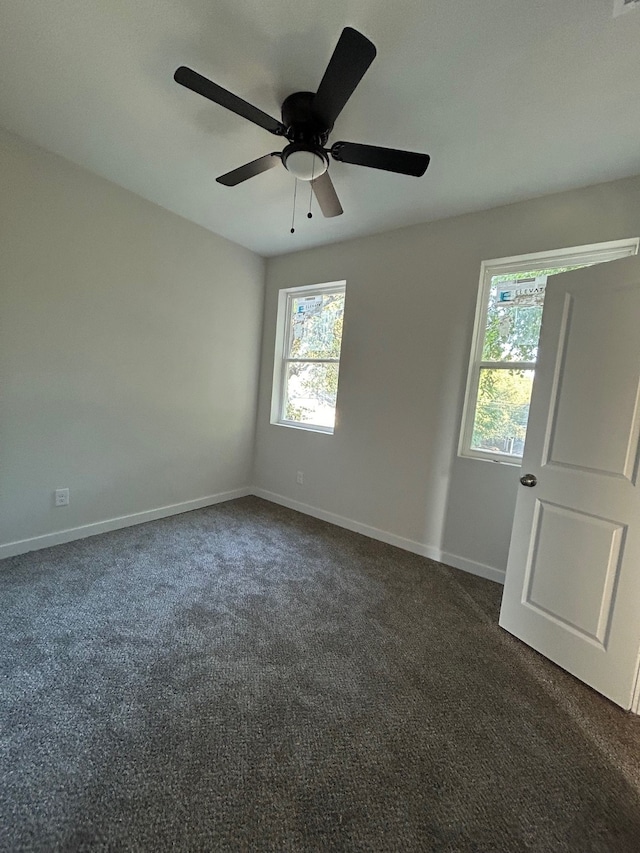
271;281;346;433
460;239;638;464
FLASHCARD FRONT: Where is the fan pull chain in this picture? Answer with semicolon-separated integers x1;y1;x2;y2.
290;178;298;234
307;159;315;219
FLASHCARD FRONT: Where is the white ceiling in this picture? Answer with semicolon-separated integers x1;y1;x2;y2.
1;0;639;257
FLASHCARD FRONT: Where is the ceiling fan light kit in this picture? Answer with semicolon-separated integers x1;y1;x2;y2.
282;144;328;181
174;27;430;220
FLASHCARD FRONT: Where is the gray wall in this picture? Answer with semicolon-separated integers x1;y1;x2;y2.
254;173;640;580
3;122;640;580
0;130;264;551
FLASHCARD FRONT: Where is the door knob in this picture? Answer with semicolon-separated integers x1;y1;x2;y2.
520;473;537;487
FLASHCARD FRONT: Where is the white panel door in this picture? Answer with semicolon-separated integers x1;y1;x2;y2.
500;255;640;710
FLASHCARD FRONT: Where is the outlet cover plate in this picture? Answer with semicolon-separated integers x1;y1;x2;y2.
55;488;70;506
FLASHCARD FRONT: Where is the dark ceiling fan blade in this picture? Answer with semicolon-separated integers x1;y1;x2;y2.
331;141;430;177
311;171;343;217
216;153;281;186
174;66;285;136
312;28;377;129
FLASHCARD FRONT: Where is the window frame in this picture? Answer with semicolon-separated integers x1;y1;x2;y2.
270;279;346;435
459;238;639;465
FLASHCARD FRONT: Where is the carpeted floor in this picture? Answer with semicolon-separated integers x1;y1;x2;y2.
1;496;639;852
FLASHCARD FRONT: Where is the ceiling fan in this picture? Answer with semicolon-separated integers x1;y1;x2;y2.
174;27;430;218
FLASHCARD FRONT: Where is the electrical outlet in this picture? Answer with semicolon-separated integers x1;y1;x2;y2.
296;471;304;485
55;488;70;507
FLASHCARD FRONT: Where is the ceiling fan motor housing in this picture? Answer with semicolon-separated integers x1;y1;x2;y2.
280;91;332;181
281;91;331;145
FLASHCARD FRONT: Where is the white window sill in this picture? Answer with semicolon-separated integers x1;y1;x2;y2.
272;420;334;435
459;451;522;467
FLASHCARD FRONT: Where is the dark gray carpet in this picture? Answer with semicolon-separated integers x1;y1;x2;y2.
1;496;639;852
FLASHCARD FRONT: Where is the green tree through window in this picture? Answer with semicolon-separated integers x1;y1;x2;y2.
471;267;581;457
286;293;343;421
273;282;346;432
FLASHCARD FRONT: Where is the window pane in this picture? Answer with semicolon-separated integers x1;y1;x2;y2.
288;291;344;360
471;368;534;458
482;277;545;362
284;362;339;429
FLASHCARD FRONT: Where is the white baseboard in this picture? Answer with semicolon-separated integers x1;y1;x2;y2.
631;655;640;715
0;487;251;560
439;551;506;585
252;488;442;561
252;488;505;585
1;485;507;587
